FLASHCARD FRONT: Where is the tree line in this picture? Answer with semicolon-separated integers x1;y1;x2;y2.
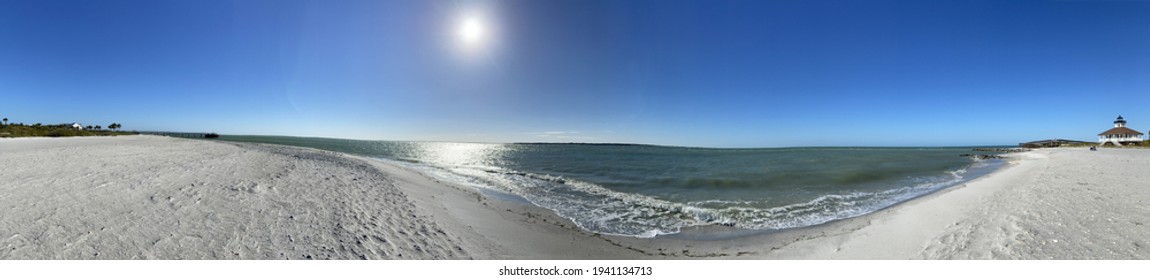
0;115;135;137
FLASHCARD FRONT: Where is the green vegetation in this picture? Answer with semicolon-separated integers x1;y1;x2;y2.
0;118;137;138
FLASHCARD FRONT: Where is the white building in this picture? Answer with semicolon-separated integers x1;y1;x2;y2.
71;123;83;130
1098;115;1143;145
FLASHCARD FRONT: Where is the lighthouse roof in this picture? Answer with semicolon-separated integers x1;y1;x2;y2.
1099;127;1143;136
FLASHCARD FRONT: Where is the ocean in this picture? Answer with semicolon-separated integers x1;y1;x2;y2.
216;135;1005;238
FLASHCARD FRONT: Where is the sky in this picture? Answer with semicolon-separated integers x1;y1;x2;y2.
1;0;1149;147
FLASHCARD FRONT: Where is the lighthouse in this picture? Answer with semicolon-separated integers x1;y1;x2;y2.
1098;115;1144;146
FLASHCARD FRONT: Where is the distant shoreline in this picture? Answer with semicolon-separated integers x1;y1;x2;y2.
198;132;1026;149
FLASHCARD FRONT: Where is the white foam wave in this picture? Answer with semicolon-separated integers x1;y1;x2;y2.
378;157;975;238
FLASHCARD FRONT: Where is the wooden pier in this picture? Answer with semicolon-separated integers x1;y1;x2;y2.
141;131;221;139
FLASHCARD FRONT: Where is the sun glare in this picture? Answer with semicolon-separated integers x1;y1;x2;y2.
458;16;486;46
452;9;496;59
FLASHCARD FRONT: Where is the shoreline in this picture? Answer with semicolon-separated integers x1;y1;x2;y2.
334;142;1150;259
3;136;1148;259
350;148;1021;258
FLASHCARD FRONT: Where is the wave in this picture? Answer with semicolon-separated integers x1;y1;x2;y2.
378;158;984;238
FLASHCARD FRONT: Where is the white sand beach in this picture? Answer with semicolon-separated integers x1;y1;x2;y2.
0;136;469;259
2;136;1148;259
756;148;1150;259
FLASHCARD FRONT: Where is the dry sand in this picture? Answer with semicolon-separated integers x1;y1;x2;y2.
1;136;468;259
2;136;1148;259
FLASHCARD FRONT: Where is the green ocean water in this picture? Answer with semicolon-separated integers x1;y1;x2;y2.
217;135;1004;238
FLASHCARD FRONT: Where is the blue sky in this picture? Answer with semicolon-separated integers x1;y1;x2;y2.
2;0;1148;147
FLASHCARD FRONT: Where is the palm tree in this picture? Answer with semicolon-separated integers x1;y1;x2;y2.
2;118;7;125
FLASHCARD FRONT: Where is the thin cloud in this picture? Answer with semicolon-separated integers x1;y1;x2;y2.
524;131;579;136
523;131;598;141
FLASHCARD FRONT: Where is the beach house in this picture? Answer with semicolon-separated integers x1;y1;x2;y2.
71;123;84;130
1098;115;1143;146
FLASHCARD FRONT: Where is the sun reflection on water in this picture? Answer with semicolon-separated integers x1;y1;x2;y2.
412;142;507;168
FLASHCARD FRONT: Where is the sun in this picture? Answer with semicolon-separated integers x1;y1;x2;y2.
452;10;495;59
458;16;486;46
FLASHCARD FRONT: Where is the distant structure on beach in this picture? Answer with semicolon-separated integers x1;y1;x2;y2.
1098;115;1144;146
71;123;83;130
